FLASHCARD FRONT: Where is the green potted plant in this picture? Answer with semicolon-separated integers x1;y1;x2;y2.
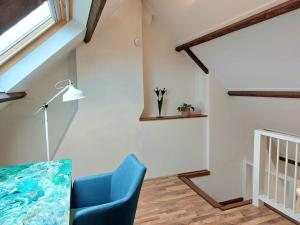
177;103;195;117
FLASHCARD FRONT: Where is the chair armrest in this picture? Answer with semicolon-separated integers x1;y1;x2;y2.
71;172;113;208
72;199;128;225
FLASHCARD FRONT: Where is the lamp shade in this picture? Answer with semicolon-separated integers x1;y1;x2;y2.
63;84;85;102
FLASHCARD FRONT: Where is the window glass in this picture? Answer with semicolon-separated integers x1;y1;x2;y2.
0;0;47;34
0;2;53;56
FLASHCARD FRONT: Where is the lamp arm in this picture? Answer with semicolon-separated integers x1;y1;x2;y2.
45;85;69;106
34;84;69;115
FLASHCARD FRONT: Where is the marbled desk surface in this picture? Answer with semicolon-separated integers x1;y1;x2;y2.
0;159;72;225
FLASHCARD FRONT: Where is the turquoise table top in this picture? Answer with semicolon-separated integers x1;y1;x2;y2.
0;159;72;225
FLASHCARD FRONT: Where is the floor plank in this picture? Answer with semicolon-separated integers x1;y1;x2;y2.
135;176;295;225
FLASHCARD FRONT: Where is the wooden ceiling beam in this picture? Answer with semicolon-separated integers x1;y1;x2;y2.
84;0;107;43
184;48;209;74
228;91;300;98
176;0;300;51
0;92;27;103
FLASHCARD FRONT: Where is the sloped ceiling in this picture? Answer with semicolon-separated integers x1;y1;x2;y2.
144;0;300;90
192;9;300;89
100;0;126;22
144;0;287;44
73;0;126;27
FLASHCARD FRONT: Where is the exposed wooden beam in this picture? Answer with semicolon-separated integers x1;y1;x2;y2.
176;0;300;51
184;48;209;74
228;91;300;98
0;92;27;103
84;0;107;43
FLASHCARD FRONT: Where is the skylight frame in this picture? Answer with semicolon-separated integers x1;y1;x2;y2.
0;17;52;56
0;2;56;66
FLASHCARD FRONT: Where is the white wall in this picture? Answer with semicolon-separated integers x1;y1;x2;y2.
193;75;257;201
141;119;207;177
0;51;78;166
142;6;206;116
56;0;209;179
192;9;300;201
56;0;144;177
141;5;208;177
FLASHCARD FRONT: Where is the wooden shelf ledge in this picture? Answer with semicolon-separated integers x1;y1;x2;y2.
228;91;300;98
139;113;208;122
0;92;27;103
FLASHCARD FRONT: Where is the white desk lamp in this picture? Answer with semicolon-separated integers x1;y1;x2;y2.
35;79;85;161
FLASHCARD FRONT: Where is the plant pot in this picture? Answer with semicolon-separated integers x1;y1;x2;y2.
181;109;191;117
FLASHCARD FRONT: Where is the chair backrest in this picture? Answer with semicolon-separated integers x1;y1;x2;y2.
110;154;146;202
72;155;146;225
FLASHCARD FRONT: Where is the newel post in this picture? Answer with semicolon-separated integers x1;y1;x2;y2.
253;130;266;207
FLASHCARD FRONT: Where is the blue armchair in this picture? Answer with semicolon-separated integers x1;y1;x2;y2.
71;154;146;225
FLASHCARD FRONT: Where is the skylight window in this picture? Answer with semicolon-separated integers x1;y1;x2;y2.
0;0;70;66
0;2;53;56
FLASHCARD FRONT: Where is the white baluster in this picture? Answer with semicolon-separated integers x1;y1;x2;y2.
283;141;289;207
293;144;298;212
275;139;280;203
267;137;272;198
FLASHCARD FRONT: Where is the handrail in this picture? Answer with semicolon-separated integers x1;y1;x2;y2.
256;129;300;144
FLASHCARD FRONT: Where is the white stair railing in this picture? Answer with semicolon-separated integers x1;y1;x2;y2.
242;160;295;204
253;129;300;221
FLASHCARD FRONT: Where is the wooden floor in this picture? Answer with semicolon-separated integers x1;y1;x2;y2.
135;176;294;225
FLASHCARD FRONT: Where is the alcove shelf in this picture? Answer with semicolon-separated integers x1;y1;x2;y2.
139;113;208;122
